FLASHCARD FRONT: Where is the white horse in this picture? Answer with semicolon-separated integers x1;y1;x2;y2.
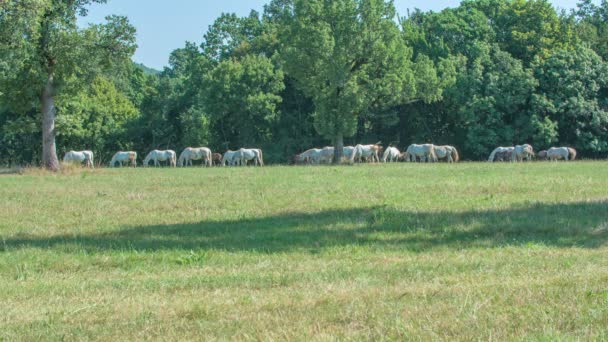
513;144;534;162
109;151;137;167
222;150;237;166
547;147;577;161
318;146;335;164
342;146;357;161
488;147;514;162
403;144;437;162
382;147;401;163
295;148;323;164
235;148;264;166
143;150;176;167
350;143;382;163
178;147;212;167
433;145;460;163
63;151;94;168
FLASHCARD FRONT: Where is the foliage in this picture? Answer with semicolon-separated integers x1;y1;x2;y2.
533;46;608;154
1;0;607;165
55;76;139;162
280;0;428;161
458;44;538;158
0;0;136;169
204;54;285;150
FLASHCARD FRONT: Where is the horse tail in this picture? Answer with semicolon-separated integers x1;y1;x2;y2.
382;148;390;162
488;148;498;162
178;151;185;167
258;149;264;166
429;146;438;162
144;152;152;168
568;148;577;161
172;152;177;167
350;145;359;163
451;146;460;163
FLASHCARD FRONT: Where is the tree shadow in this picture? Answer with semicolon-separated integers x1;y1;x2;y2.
3;201;608;253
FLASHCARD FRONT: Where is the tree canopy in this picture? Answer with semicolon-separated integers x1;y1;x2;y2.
1;0;607;166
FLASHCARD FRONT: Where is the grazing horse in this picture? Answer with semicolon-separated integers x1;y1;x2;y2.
178;147;212;167
63;151;94;168
350;143;383;163
513;144;534;162
493;150;513;162
488;147;514;162
235;148;264;166
110;151;137;167
143;150;176;167
295;148;323;165
212;153;223;166
433;145;460;163
222;150;239;166
319;146;335;164
403;144;437;163
537;150;548;161
547;147;577;161
342;146;356;161
382;147;401;163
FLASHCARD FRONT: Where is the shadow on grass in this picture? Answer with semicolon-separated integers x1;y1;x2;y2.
3;201;608;253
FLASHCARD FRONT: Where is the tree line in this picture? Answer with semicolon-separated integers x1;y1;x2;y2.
1;0;607;168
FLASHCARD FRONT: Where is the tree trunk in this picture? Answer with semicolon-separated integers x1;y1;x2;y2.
42;73;59;171
333;133;344;164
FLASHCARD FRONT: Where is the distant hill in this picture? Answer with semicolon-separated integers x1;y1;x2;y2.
134;62;161;75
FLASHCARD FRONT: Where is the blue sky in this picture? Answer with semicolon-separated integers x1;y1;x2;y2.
78;0;595;70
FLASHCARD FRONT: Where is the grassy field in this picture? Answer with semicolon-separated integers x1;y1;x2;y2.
1;162;608;340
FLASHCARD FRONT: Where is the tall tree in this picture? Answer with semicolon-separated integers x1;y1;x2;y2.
533;46;608;155
281;0;429;162
0;0;136;170
456;44;538;158
575;0;608;60
56;76;139;161
204;54;284;150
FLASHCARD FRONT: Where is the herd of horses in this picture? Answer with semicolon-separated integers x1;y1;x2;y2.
62;143;578;168
63;148;262;168
292;143;459;164
487;145;577;162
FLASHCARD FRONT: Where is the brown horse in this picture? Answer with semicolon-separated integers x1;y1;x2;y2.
350;143;383;163
212;153;223;166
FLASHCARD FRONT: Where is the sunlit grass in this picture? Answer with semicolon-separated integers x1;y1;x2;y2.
1;162;608;340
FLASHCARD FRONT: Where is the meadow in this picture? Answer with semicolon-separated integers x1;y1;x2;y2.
1;162;608;340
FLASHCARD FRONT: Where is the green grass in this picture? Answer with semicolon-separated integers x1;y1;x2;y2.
1;162;608;340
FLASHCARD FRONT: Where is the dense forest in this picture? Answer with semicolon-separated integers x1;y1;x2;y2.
1;0;607;167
